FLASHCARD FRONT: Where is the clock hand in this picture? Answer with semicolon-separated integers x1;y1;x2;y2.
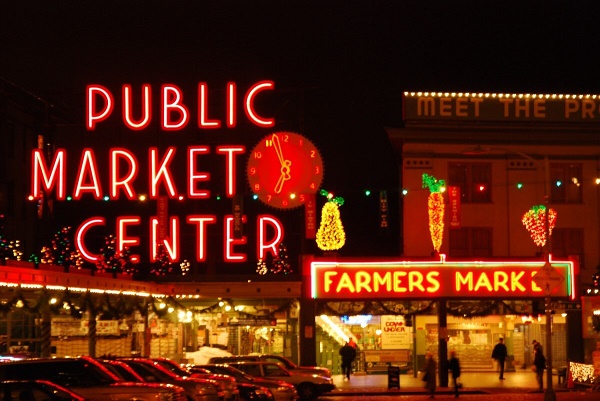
272;133;292;193
272;134;285;165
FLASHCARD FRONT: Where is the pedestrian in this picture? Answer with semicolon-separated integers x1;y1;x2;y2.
532;339;543;354
339;341;357;381
533;347;546;391
422;351;437;398
448;350;461;398
491;337;507;380
348;337;358;349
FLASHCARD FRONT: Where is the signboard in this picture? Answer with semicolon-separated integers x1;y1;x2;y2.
305;193;316;239
29;81;291;267
448;186;460;229
380;315;411;349
364;349;411;372
228;318;277;326
532;263;564;295
309;258;574;299
404;92;600;123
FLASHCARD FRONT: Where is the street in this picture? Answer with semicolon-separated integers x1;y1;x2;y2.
321;392;600;400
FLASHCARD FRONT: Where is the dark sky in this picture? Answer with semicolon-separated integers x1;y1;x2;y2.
1;1;599;269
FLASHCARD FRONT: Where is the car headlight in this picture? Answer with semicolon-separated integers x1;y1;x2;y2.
195;383;219;395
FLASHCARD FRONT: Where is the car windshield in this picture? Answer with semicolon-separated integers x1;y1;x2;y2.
262;356;296;369
100;361;143;382
154;360;190;377
203;366;253;382
122;361;175;382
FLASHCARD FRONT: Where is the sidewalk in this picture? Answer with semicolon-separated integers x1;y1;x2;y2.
328;370;575;395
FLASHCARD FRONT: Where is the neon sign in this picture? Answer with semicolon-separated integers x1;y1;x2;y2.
30;81;286;266
309;256;575;300
86;81;275;130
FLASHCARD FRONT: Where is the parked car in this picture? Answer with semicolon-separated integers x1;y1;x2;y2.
0;357;186;401
249;355;331;378
220;362;334;400
196;364;298;401
152;357;239;401
206;356;330;378
0;380;89;401
115;357;224;401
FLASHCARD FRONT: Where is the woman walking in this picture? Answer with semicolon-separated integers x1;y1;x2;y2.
423;351;437;398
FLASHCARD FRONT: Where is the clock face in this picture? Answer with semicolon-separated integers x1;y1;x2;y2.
247;131;324;209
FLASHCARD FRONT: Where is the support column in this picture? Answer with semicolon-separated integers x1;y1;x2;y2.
39;310;52;358
299;298;317;366
438;300;448;388
143;311;151;357
88;309;97;357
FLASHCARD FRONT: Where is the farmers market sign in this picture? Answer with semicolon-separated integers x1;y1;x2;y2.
308;257;575;300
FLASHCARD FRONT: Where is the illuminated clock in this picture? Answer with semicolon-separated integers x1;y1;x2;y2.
247;131;324;209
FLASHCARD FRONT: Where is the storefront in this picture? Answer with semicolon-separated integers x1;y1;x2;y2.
0;261;302;363
300;254;580;378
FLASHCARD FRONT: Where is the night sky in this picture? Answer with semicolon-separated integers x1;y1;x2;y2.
1;1;598;275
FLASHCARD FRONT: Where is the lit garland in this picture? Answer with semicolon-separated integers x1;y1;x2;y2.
150;244;174;276
271;242;293;274
422;174;446;253
0;215;23;264
316;190;346;251
256;259;268;275
180;260;190;276
569;362;596;384
96;235;123;276
521;205;557;247
40;227;84;272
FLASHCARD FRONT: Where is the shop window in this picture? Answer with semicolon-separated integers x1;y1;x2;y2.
448;162;492;203
550;163;582;204
449;227;493;258
551;228;583;264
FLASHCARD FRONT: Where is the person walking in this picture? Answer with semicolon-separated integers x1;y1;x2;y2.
448;350;461;398
422;351;437;398
491;337;508;380
339;341;357;381
533;346;546;391
532;339;543;354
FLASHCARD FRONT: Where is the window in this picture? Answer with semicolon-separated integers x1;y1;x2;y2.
449;227;493;257
448;163;492;203
551;228;583;264
550;163;582;203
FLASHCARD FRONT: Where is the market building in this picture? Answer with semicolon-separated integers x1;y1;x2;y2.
1;82;600;386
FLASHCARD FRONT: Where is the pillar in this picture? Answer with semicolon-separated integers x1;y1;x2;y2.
438;300;448;388
39;310;52;358
87;310;97;357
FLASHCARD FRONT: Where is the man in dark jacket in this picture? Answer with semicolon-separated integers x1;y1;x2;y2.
491;337;508;380
339;342;357;381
